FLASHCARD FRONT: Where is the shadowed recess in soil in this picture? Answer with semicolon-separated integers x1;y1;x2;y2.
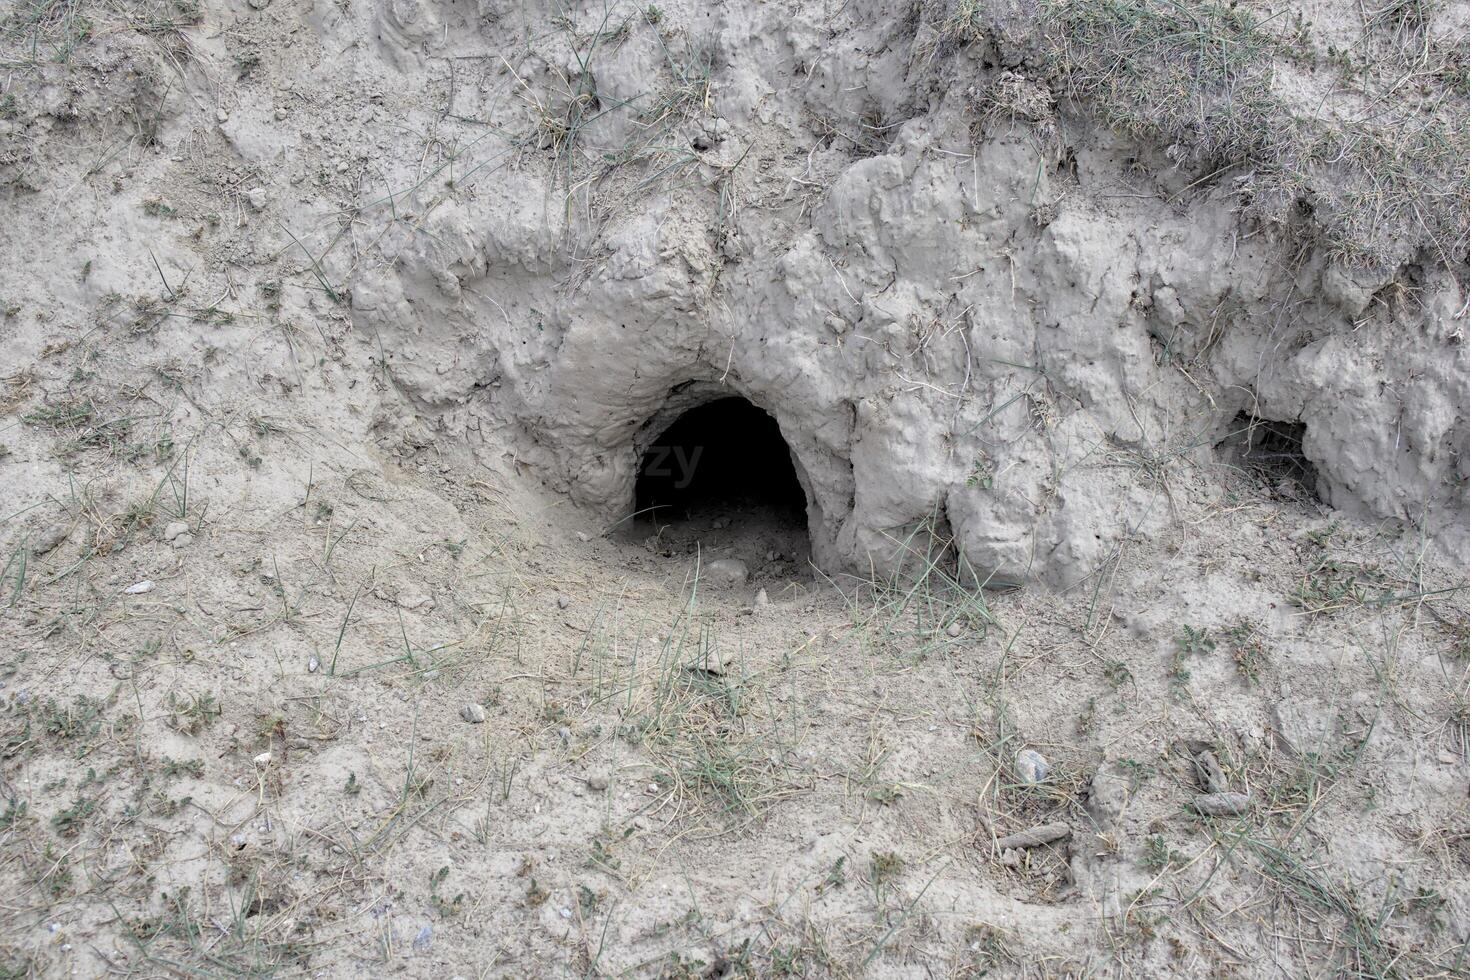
633;397;809;564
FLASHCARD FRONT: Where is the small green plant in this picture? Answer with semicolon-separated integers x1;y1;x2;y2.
428;866;464;917
1177;625;1216;656
1292;559;1388;614
870;851;904;894
1118;757;1153;791
587;834;623;873
38;844;74;898
164;692;220;735
817;855;847;895
1221;623;1270;683
1169;625;1215;690
868;784;902;806
161;757;205;779
344;772;360;796
1140;834;1184;873
0;798;29;829
51;797;96;837
1103;659;1133;689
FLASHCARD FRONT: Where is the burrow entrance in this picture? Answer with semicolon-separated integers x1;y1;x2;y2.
1219;412;1322;502
630;396;810;574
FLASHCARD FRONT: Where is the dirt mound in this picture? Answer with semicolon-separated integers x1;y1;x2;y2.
2;0;1469;975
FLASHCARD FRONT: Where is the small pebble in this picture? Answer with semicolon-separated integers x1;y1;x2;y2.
754;588;769;608
946;621;963;637
460;703;486;724
124;580;154;595
253;752;272;767
556;595;570;610
31;523;69;555
587;774;609;791
307;656;319;673
1014;749;1050;785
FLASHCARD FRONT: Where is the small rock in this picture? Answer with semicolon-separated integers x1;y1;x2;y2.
124;580;154;595
575;531;591;543
253;751;272;767
110;661;133;680
587;774;609;791
1438;749;1459;765
30;523;69;554
215;108;229;124
1193;749;1228;794
754;588;769;608
704;558;748;588
170;533;194;549
307;656;320;673
945;621;963;638
412;925;431;949
245;187;268;211
460;703;486;724
247;0;271;10
274;107;287;121
993;822;1070;851
1193;791;1252;817
1014;749;1050;785
556;595;570;610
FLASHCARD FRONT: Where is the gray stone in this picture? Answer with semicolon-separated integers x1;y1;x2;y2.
1014;749;1050;785
460;703;486;724
30;523;69;555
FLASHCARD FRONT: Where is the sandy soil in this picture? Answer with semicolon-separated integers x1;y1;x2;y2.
3;0;1470;976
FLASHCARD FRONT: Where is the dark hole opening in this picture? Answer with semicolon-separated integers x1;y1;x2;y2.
1221;412;1320;502
633;397;809;564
